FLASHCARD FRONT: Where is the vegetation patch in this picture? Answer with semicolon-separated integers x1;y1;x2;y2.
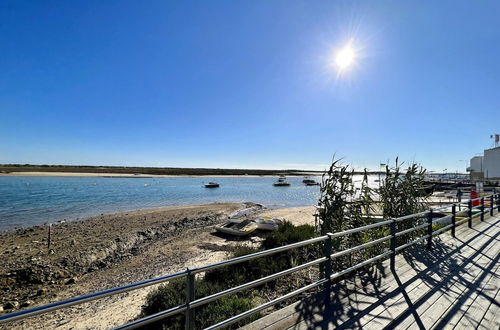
139;221;320;329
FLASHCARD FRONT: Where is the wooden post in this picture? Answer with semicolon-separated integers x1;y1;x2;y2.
497;193;500;212
427;210;433;250
480;197;485;221
47;223;52;252
390;219;397;269
451;204;456;238
497;194;500;213
323;233;333;306
468;200;472;228
490;195;494;216
185;267;195;330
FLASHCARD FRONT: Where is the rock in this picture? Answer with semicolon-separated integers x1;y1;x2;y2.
0;305;3;312
21;300;34;308
4;301;19;309
65;277;77;285
36;288;47;296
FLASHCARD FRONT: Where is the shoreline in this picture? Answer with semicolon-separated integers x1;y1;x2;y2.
0;201;309;233
0;202;316;329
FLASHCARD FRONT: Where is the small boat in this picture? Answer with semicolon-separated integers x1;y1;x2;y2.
204;182;220;188
303;178;319;186
254;217;283;231
215;219;258;236
273;181;290;186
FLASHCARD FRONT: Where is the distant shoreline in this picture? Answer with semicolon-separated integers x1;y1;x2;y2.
0;164;384;177
0;171;290;178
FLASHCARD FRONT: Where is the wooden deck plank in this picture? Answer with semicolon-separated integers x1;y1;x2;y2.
241;215;500;330
400;232;500;329
310;218;493;328
289;219;499;330
476;284;500;330
426;222;500;329
452;262;500;330
357;218;500;329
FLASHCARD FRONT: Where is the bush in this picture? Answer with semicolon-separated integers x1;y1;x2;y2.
139;278;258;329
140;222;319;329
262;221;316;249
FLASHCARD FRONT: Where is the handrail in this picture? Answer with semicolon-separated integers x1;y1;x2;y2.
0;192;498;329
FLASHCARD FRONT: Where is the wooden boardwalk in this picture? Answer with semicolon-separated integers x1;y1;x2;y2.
244;215;500;329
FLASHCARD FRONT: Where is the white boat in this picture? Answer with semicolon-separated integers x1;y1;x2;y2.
253;217;283;231
215;219;258;236
303;178;319;186
273;181;290;186
273;177;290;186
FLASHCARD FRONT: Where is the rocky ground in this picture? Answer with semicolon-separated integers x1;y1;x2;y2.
0;203;316;329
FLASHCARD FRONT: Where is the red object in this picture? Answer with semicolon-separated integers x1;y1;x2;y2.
470;190;479;206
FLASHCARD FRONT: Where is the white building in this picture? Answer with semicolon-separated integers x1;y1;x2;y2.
467;147;500;180
467;156;483;173
483;147;500;179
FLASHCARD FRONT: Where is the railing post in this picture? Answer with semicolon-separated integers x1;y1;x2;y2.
480;197;485;221
451;204;456;238
185;267;195;330
490;195;494;216
497;193;500;213
468;200;472;228
390;219;397;270
323;233;333;306
427;209;433;250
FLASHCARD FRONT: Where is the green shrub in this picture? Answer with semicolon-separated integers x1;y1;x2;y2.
262;221;316;249
139;278;258;329
140;222;319;329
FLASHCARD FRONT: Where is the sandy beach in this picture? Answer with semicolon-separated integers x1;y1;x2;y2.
0;202;316;329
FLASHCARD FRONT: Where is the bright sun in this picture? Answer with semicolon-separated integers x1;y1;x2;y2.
335;42;356;71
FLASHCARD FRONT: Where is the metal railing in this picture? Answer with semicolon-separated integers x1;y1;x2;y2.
1;193;498;329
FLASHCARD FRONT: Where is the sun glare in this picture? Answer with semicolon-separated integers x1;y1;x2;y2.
335;42;356;72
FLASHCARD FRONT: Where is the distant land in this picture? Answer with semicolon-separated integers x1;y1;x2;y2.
0;164;325;176
0;164;385;176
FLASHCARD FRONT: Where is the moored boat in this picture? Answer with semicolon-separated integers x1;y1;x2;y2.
303;178;319;186
204;182;220;188
273;181;290;186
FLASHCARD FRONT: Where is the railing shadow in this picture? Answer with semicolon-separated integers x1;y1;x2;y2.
289;218;499;329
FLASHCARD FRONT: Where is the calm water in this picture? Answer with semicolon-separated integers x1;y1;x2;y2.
0;176;327;230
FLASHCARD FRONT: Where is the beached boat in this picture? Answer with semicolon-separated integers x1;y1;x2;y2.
254;217;283;231
204;182;220;188
215;219;258;236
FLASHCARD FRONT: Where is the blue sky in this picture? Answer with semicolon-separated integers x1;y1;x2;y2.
1;1;499;172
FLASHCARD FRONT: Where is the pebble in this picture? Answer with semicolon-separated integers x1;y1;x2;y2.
4;301;19;309
21;300;34;308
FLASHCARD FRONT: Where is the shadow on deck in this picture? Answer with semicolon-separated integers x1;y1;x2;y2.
245;217;500;330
